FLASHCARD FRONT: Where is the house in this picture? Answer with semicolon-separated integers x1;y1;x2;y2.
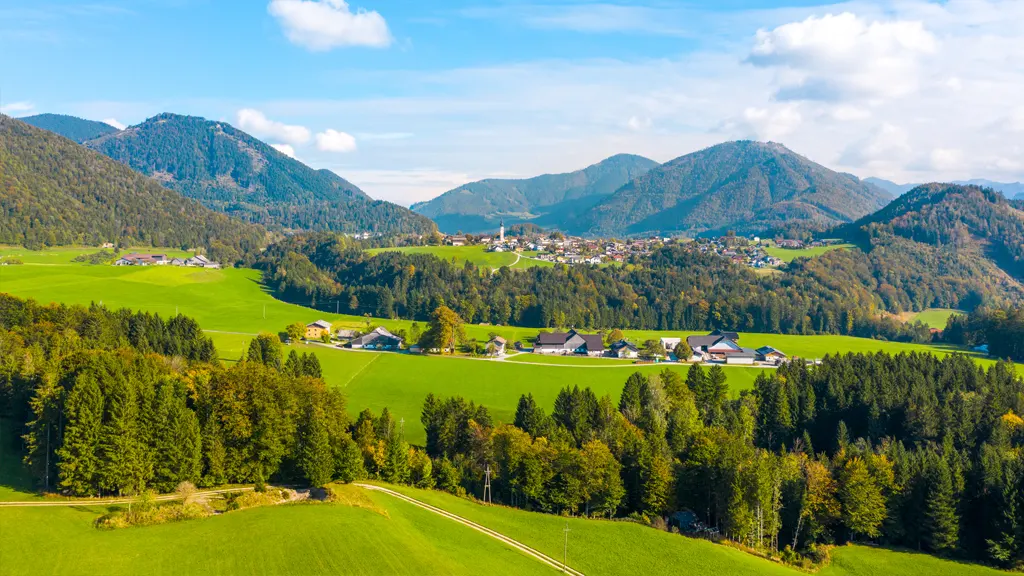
113;253;168;266
533;329;605;356
169;257;186;266
449;236;467;247
486;336;507;356
609;340;639;359
686;330;747;362
349;326;403;350
756;346;788;365
660;337;682;352
101;242;115;249
335;329;358;340
186;255;211;267
727;348;758;365
305;320;333;340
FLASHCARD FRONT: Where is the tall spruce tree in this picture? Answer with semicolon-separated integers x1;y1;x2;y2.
98;377;151;496
56;374;104;496
300;404;335;487
923;456;960;554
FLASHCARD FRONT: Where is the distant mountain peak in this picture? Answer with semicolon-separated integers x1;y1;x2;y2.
19;113;120;143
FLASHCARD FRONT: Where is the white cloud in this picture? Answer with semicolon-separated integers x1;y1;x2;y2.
749;12;937;101
727;105;803;140
627;115;652;131
268;0;391;51
1;101;34;115
236;108;311;145
839;123;912;169
102;118;126;130
271;143;297;158
316;129;357;152
829;105;871;122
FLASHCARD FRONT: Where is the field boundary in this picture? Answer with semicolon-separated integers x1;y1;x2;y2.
356;483;584;575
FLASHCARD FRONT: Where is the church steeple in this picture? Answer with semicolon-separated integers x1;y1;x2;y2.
499;219;505;243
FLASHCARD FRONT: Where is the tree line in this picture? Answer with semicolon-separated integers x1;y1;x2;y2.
412;354;1024;569
253;233;987;342
944;306;1024;362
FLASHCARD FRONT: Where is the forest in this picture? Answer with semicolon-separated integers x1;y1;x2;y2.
409;354;1024;569
253;231;1017;341
943;306;1024;362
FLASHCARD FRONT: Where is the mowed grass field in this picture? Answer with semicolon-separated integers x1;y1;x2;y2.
0;490;552;576
365;244;553;270
765;243;855;263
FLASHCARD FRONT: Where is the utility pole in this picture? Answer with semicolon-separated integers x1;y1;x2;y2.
484;465;492;504
399;417;405;438
563;521;570;573
263;304;266;319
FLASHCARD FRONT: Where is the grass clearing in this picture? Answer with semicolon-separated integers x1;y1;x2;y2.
764;243;854;263
821;545;1006;576
910;308;965;329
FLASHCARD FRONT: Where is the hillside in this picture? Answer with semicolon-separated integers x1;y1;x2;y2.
0;115;266;261
412;154;658;233
85;113;436;235
841;183;1024;281
565;141;891;237
19;113;119;143
868;177;1024;199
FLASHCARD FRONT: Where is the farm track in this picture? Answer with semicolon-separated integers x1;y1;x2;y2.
356;483;585;575
0;487;253;507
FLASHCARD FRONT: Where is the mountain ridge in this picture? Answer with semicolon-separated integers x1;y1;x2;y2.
80;113;435;236
19;113;119;143
563;140;892;237
412;153;659;233
866;177;1024;199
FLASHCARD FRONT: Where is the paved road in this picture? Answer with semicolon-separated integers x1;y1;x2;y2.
0;487;252;507
356;483;585;576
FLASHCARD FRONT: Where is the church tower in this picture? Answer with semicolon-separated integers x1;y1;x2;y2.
499;219;505;243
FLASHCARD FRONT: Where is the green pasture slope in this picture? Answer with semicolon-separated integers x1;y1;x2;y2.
0;493;550;576
365;245;552;270
385;485;1006;576
765;243;854;263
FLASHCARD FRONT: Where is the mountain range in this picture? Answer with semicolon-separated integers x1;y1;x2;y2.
866;177;1024;199
411;154;658;234
0;115;266;260
23;113;435;236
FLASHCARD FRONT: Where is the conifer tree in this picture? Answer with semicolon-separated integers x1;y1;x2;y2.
514;393;547;437
99;378;151;496
283;350;302;377
381;429;410;484
923;456;960;554
56;374;104;496
301;352;322;378
618;372;646;425
300;405;334;487
837;457;885;540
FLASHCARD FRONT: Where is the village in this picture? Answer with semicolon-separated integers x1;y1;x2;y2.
299;318;791;368
112;252;222;268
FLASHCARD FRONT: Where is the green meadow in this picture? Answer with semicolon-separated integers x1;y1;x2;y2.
365;244;552;270
765;243;854;263
0;490;551;576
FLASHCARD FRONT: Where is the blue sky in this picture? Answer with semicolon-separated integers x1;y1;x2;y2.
3;0;1024;204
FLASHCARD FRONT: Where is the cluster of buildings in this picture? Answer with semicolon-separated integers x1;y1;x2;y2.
690;237;783;270
530;328;789;366
113;253;221;268
446;222;663;266
303;321;404;350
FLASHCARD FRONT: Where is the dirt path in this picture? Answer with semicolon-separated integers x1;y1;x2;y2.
0;487;252;507
356;483;585;576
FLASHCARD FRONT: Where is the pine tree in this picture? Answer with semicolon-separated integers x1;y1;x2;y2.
283;350;302;377
837;457;885;540
514;393;547;437
619;372;646;424
99;377;151;496
334;432;365;483
56;374;104;496
638;435;671;517
923;456;960;554
301;353;322;378
151;384;202;491
381;429;410;484
300;405;335;488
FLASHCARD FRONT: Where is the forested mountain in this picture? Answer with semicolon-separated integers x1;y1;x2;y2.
0;116;266;262
867;177;1024;199
564;141;892;237
84;113;436;235
840;183;1024;282
19;113;119;143
411;154;659;233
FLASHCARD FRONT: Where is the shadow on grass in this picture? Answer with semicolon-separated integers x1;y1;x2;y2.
0;418;36;496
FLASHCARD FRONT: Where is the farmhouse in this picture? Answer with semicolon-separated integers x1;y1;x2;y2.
335;329;358;340
486;336;507;356
660;337;682;351
609;340;639;359
349;326;403;350
756;346;788;365
534;329;605;356
305;320;333;340
114;253;168;266
686;330;751;363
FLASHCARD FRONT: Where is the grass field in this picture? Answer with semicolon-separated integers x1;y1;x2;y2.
910;308;965;329
822;545;1006;576
765;243;854;263
365;245;552;271
0;490;552;576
